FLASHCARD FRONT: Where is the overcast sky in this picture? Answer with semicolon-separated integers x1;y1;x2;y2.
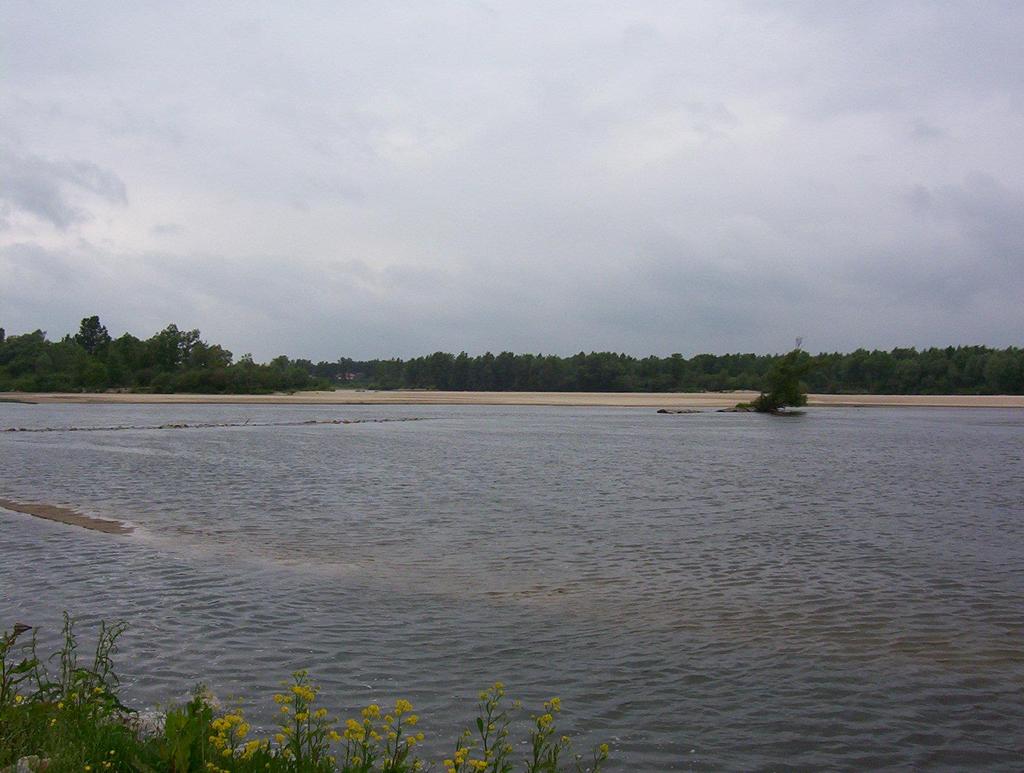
2;1;1022;360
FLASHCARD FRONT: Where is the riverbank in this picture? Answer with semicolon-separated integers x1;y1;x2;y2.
2;391;1023;408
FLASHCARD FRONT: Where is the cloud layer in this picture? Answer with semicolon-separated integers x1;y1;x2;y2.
2;1;1022;359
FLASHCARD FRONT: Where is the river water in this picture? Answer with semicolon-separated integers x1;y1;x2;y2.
1;403;1022;770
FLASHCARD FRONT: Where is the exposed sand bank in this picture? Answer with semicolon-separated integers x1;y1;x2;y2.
0;498;132;535
2;391;1023;408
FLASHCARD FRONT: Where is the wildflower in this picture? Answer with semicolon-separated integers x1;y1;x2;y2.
274;733;285;744
362;703;381;719
344;718;366;741
14;695;24;704
328;730;341;742
538;713;554;729
314;707;328;719
599;743;610;755
407;714;419;726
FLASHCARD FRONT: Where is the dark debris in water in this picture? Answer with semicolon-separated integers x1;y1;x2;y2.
2;417;431;433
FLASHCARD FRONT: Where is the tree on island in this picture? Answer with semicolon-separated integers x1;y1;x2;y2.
751;348;812;413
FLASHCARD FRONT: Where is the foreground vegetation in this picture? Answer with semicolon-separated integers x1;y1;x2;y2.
1;618;609;773
1;316;1021;394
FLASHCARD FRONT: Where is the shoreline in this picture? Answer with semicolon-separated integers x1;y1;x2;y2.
1;390;1022;408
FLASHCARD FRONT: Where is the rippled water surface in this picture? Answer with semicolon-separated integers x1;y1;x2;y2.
2;404;1023;770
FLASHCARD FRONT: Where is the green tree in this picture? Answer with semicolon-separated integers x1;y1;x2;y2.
753;349;811;412
73;316;111;356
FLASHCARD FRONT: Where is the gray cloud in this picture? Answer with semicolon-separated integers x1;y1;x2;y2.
1;1;1022;359
0;149;127;230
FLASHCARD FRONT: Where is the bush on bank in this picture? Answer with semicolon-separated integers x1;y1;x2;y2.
1;617;608;773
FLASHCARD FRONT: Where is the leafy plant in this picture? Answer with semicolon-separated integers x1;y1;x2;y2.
2;617;610;773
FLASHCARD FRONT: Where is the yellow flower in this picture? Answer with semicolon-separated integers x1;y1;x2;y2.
599;743;610;755
406;714;419;726
14;695;24;704
295;711;309;722
549;697;561;712
274;733;285;744
328;730;341;742
314;707;328;719
538;713;554;729
362;703;381;719
344;718;366;741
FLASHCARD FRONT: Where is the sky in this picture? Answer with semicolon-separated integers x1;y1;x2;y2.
2;1;1023;361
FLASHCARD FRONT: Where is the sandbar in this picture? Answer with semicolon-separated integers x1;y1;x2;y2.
0;498;132;535
1;391;1022;408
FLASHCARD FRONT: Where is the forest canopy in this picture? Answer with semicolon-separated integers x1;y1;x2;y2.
0;317;1022;395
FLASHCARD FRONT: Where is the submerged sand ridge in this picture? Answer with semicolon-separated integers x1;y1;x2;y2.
0;499;132;535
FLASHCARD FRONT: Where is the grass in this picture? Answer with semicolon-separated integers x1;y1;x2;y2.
1;617;609;773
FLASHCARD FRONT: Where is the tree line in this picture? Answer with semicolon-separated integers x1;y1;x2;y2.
337;346;1023;394
0;317;331;393
1;317;1022;394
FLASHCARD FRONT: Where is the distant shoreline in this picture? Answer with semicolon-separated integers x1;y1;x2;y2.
2;391;1022;408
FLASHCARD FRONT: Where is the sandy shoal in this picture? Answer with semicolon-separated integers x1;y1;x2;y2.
2;391;1022;408
0;498;131;534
